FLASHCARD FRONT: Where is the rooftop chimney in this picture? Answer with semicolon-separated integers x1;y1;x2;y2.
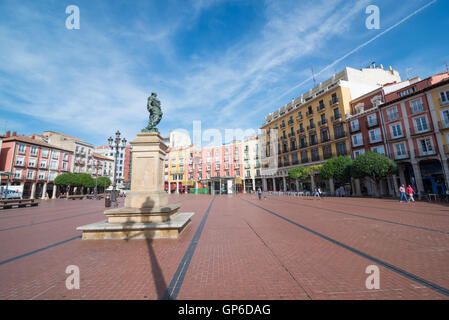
12;132;17;137
5;131;10;138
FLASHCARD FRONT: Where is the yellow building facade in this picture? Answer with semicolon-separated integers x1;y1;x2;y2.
260;66;402;192
166;147;189;193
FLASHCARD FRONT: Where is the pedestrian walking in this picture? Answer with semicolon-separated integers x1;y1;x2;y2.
399;184;408;203
257;188;262;200
406;185;415;202
314;186;321;200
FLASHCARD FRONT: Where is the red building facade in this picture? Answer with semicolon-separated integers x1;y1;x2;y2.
0;132;73;199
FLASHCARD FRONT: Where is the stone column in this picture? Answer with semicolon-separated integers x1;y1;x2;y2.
295;180;299;192
311;174;315;191
41;182;47;200
398;166;406;186
52;185;58;199
168;182;171;194
195;181;198;194
329;178;335;196
411;162;424;199
176;182;179;194
272;178;276;191
442;159;449;190
282;176;287;192
354;178;362;196
30;182;36;200
392;174;399;197
262;178;267;192
252;178;256;192
243;179;246;193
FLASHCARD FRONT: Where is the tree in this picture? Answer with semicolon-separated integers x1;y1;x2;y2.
97;177;111;190
78;173;95;190
320;156;353;182
352;152;398;197
288;165;322;191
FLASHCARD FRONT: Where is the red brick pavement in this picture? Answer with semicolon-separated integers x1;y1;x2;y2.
0;194;448;300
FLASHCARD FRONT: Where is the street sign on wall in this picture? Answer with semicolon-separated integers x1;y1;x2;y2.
0;185;23;199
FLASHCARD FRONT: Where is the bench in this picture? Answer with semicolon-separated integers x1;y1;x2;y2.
86;194;105;200
67;195;84;200
0;199;39;209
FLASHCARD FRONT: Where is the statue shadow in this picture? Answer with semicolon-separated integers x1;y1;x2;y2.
122;196;168;300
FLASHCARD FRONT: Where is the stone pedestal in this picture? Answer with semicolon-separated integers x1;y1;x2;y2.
77;132;194;240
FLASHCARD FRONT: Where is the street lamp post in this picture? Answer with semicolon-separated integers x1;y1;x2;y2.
108;131;127;207
93;160;99;200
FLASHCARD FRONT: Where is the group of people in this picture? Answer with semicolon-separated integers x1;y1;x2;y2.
398;184;415;203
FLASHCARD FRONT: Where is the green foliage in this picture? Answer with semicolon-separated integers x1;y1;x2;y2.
320;156;353;182
352;152;398;182
97;177;111;188
288;167;309;181
78;173;95;188
288;165;322;181
54;173;72;186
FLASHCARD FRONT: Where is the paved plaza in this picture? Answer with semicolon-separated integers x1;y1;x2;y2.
0;194;448;300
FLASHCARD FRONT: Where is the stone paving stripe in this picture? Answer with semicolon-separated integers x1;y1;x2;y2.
242;198;449;298
269;197;449;235
162;197;215;300
0;235;82;266
0;210;101;232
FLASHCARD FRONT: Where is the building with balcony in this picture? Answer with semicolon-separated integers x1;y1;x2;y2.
91;152;114;182
42;131;94;175
0;132;73;199
260;64;402;193
379;72;449;197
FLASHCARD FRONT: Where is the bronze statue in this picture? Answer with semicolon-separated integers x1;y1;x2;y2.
142;92;163;133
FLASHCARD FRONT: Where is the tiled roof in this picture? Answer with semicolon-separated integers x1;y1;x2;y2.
93;152;113;161
2;135;73;153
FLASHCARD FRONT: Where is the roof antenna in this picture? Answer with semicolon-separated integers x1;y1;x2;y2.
445;60;449;73
311;67;316;87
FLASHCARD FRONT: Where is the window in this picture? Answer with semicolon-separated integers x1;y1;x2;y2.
369;128;381;143
410;99;424;114
50;160;58;170
351;120;359;132
38;171;46;180
387;107;399;121
18;144;26;154
439;90;449;105
353;149;365;157
371;146;385;155
418;138;434;156
52;151;60;160
28;158;37;167
414;116;429;133
352;133;363;147
39;160;47;168
41;148;49;158
398;87;416;98
26;170;34;180
15;156;25;166
49;172;57;181
394;142;407;159
13;169;22;179
441;109;449;128
62;162;68;170
301;151;308;163
30;146;38;156
336;142;347;156
390;123;403;138
333;108;341;119
367;114;377;127
236;171;240;177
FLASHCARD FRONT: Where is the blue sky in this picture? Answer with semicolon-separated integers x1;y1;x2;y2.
0;0;448;147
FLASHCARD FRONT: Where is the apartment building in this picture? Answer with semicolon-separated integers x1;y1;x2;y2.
0;132;73;199
95;145;129;188
379;73;449;196
42;131;95;174
260;65;401;193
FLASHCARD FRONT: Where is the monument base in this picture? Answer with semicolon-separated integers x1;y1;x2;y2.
77;212;194;240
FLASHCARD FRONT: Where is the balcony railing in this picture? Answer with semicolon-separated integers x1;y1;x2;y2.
323;152;333;160
439;121;449;130
288;120;294;125
329;98;339;106
311;154;321;162
307;125;316;131
297;128;305;134
317;105;325;112
334;131;347;139
318;120;327;127
444;144;449;154
306;110;313;117
299;142;308;149
331;115;342;122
